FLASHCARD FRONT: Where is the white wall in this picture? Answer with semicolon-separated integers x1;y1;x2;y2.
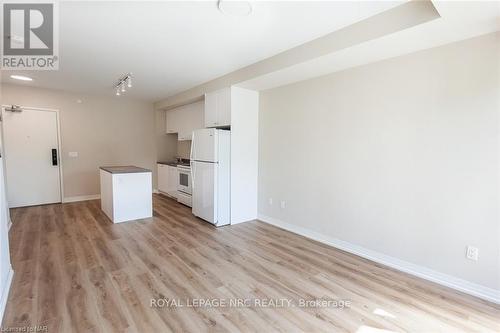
231;87;259;224
1;84;158;199
258;33;500;296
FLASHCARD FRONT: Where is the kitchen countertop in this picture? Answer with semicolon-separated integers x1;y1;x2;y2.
100;166;152;174
158;161;190;167
157;161;179;167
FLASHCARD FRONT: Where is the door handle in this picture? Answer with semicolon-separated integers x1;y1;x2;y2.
52;148;58;166
191;162;195;190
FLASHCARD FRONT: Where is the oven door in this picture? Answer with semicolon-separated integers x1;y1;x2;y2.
177;169;192;195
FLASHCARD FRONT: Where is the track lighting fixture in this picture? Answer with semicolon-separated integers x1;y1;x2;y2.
114;73;132;96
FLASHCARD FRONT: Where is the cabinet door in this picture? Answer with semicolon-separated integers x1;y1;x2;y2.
182;101;204;140
204;92;218;128
176;104;190;140
178;130;190;141
157;164;168;192
217;87;231;127
189;101;204;134
178;104;191;141
167;166;179;198
177;102;203;140
166;109;180;134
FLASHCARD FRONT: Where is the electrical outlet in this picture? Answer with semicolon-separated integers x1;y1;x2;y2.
466;246;479;261
268;198;273;205
280;200;286;209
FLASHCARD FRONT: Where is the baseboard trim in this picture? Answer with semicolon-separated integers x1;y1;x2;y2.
258;214;500;305
0;268;14;325
65;191;159;202
63;194;100;203
231;217;257;225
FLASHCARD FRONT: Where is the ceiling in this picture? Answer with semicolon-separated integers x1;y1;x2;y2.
2;1;404;102
154;0;499;109
238;1;500;91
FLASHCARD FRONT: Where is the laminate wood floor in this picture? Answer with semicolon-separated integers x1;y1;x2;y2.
2;194;499;332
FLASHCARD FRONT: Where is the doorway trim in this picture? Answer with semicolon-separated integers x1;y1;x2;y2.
0;105;64;207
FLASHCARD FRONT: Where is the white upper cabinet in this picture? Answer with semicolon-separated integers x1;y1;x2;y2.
204;91;218;128
218;87;231;126
204;87;231;128
165;101;204;140
178;102;204;140
157;164;178;198
166;108;181;134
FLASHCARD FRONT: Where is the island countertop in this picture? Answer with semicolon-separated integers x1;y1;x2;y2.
99;166;152;174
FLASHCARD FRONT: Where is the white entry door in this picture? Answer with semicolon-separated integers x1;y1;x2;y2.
1;107;62;208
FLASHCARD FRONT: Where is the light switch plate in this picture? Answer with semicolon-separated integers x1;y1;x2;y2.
466;246;479;261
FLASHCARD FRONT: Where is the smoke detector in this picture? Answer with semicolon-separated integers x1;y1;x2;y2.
218;1;253;17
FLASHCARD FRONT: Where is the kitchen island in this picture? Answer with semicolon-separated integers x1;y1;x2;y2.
99;166;152;223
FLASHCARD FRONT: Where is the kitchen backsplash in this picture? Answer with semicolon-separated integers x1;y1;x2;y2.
177;140;191;159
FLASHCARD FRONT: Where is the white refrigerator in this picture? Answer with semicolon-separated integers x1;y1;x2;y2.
190;128;230;226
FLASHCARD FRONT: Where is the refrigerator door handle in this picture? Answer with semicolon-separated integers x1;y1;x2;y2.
191;161;195;191
190;132;195;161
190;133;195;190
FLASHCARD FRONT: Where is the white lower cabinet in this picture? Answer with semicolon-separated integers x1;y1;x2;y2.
157;164;168;193
100;168;152;223
157;164;178;198
167;166;178;198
